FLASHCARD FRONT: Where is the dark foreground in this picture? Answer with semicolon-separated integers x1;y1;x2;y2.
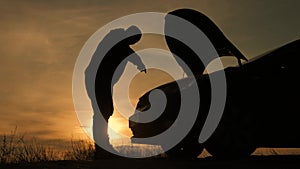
2;156;300;169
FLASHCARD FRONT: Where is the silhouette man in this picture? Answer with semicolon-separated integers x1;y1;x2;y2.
165;9;248;77
85;25;146;158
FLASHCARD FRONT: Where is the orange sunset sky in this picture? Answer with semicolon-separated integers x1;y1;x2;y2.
0;0;300;154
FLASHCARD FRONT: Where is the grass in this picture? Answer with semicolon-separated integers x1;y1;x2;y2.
2;128;300;166
63;138;95;161
0;128;95;164
114;144;165;158
0;128;164;164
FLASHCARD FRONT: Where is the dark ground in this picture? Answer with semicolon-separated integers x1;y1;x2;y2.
2;156;300;169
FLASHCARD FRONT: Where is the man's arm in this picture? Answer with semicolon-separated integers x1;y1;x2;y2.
128;52;147;73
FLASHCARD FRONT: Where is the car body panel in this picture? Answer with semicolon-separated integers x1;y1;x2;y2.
129;39;300;148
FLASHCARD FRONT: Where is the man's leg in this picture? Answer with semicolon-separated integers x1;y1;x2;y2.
93;112;123;158
93;94;120;159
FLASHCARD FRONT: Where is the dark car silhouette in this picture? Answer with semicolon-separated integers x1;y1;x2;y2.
129;39;300;158
128;8;300;158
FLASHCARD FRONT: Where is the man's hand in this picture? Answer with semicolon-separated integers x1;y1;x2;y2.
141;69;147;74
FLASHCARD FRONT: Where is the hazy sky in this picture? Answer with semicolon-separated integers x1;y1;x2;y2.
0;0;299;149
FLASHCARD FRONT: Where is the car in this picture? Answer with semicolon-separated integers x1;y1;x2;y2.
129;39;300;158
129;9;300;158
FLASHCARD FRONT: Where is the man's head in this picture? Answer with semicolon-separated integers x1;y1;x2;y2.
125;25;142;45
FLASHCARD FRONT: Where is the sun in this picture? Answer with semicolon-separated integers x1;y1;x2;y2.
108;112;133;140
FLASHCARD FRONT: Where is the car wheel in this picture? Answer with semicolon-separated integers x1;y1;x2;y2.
204;105;257;158
162;140;203;158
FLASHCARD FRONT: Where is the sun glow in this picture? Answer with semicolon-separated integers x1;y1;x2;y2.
107;68;178;143
108;112;133;140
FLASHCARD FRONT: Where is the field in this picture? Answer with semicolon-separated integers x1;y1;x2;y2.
1;129;300;169
2;156;300;169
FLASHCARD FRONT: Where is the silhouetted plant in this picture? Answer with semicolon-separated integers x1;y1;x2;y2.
0;128;167;164
63;138;95;160
0;128;67;164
